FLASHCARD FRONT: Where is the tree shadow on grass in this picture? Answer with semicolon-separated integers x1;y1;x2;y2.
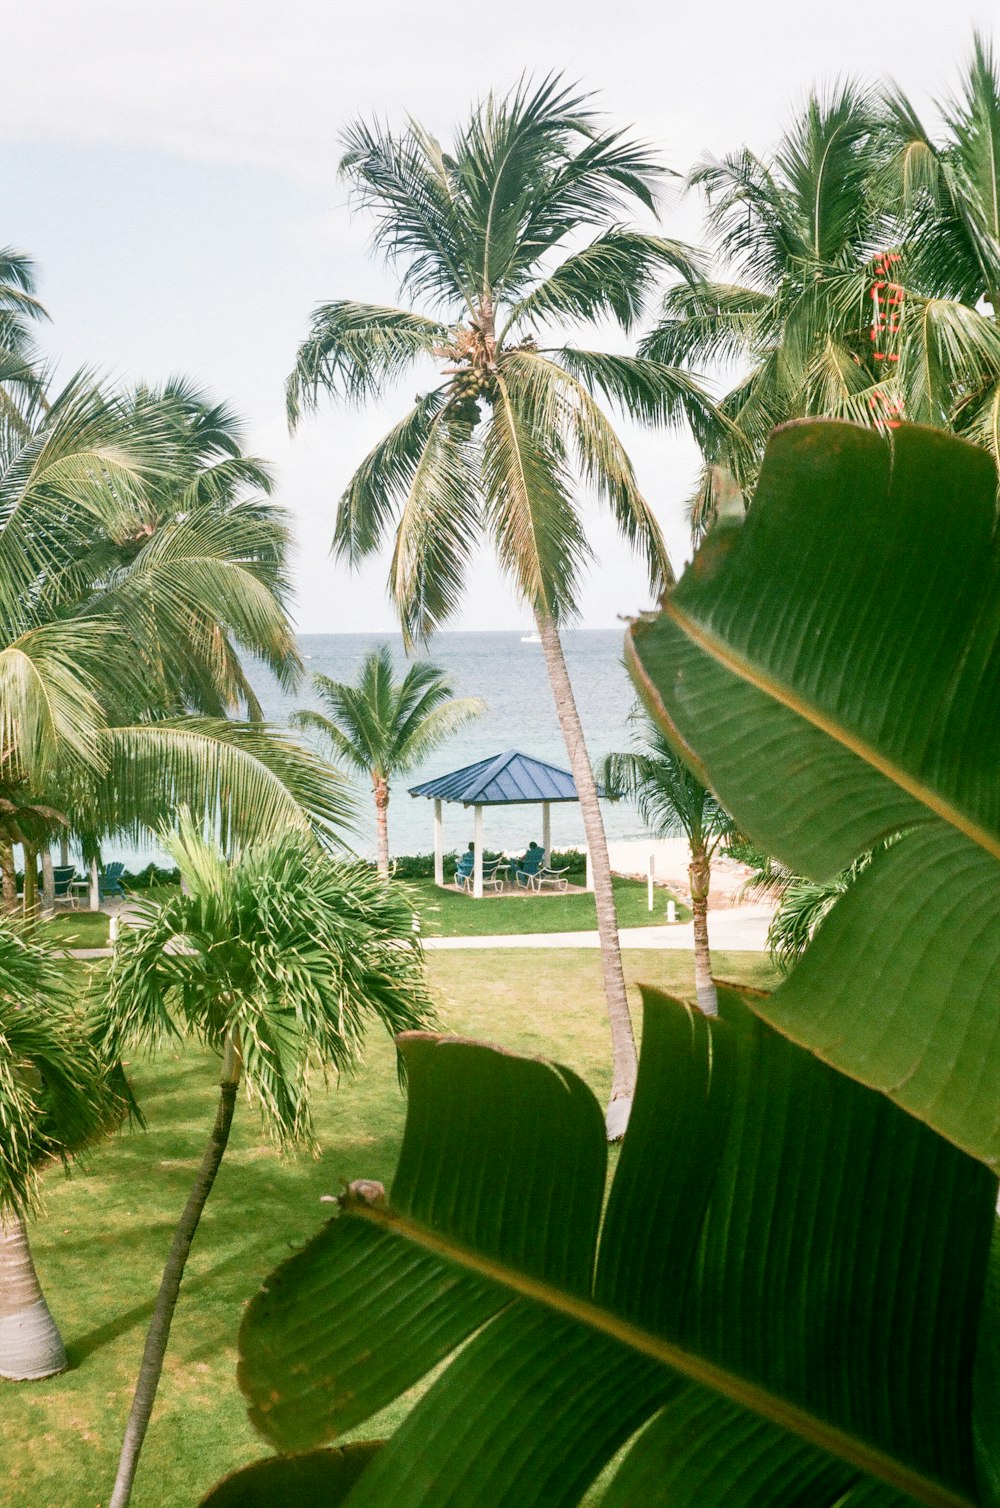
65;1229;291;1368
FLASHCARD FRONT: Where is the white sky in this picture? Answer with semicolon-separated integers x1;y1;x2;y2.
1;0;994;633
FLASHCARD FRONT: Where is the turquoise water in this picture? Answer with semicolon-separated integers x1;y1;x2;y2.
120;628;649;866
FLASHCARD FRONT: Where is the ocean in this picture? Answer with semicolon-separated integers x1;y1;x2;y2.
125;628;651;867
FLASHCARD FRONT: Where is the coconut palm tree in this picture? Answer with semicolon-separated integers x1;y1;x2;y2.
293;646;483;874
0;372;352;859
103;815;434;1508
600;714;734;1014
0;919;119;1381
0;245;48;431
641;83;890;532
288;77;718;1135
876;32;1000;454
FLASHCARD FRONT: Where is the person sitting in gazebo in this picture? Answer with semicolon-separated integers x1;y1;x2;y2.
514;841;545;888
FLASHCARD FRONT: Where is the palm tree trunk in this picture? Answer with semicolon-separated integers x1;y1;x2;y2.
40;851;54;912
109;1035;242;1508
22;844;38;924
373;778;390;877
0;1213;68;1380
689;846;717;1016
0;841;16;913
536;611;637;1137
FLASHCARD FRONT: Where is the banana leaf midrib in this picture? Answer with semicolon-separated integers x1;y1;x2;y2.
337;1197;974;1508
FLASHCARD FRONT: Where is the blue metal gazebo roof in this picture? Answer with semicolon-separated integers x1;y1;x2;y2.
409;749;586;806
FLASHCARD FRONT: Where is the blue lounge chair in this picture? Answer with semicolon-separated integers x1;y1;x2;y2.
52;864;77;899
98;862;126;900
454;852;475;891
514;846;545;888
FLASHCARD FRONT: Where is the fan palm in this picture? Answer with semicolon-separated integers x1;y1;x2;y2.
0;919;120;1381
103;815;435;1508
642;84;893;532
288;77;717;1134
293;646;483;874
600;713;734;1013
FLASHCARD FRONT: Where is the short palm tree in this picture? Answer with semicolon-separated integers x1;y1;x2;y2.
642;83;891;530
293;646;483;874
288;78;717;1134
601;714;734;1014
103;816;435;1508
0;920;119;1381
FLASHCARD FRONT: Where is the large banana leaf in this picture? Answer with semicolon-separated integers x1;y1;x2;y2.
204;989;998;1507
625;421;1000;1170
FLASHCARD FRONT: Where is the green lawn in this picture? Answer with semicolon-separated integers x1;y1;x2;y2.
408;876;690;936
42;910;112;947
1;948;776;1507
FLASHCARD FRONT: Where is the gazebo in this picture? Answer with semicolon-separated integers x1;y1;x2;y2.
408;748;596;898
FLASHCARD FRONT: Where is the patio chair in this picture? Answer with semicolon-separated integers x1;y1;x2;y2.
98;862;126;900
482;856;509;892
513;846;545;888
532;863;571;893
52;864;77;899
454;852;475;891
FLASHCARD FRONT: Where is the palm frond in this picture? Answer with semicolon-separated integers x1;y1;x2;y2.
388;410;482;644
287;302;448;423
0;919;119;1215
103;821;435;1146
599;717;733;852
333;389;451;565
339;120;476;311
556;348;722;452
502;349;674;594
93;719;356;852
482;372;588;620
640;281;772;368
0;622;111;785
507;230;704;336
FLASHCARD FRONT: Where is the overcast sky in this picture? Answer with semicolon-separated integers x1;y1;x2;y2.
1;0;994;634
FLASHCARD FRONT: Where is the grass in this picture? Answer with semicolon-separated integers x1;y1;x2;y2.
407;876;690;936
1;948;777;1507
42;910;112;947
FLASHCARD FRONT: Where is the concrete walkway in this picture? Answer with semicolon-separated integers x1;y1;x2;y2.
63;903;775;960
422;905;774;952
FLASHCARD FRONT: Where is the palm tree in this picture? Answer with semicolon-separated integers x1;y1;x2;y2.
876;32;1000;454
0;245;48;431
642;83;889;532
288;78;717;1135
0;919;119;1381
741;842;895;971
103;815;435;1508
293;646;483;874
600;714;734;1014
0;371;353;860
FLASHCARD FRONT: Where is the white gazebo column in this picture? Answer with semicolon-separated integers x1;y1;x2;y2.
433;800;444;887
473;805;484;899
585;847;594;892
542;802;551;866
59;835;69;867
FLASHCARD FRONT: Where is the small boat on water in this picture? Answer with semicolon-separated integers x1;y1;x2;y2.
520;632;541;644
